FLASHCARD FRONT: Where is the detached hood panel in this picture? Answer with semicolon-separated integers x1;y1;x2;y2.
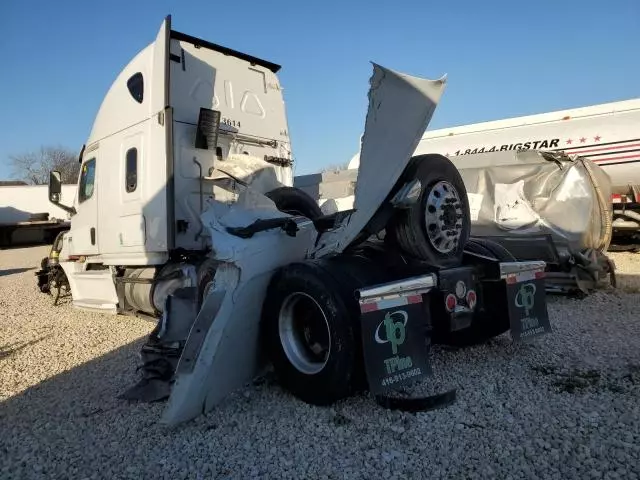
312;63;446;257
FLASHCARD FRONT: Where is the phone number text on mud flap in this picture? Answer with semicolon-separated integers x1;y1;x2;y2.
381;367;423;387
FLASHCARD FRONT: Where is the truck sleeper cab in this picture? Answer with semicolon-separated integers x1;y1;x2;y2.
45;17;551;425
48;16;297;312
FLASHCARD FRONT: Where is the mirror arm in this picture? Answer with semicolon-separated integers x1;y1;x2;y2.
56;203;77;215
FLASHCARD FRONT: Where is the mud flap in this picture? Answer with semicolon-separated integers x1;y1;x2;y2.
501;263;552;341
359;293;432;394
356;275;456;412
356;274;456;412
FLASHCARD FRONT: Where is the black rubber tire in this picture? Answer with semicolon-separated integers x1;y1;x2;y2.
439;238;516;347
29;212;49;221
261;261;363;405
467;237;517;262
265;186;323;220
388;154;471;269
314;255;390;392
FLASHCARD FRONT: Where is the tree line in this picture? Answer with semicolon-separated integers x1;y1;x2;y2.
8;145;80;185
6;145;352;185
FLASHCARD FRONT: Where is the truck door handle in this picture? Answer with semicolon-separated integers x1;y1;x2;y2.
90;228;96;245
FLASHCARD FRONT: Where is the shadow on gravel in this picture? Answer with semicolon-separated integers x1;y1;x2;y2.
0;267;34;277
0;336;150;423
0;334;53;360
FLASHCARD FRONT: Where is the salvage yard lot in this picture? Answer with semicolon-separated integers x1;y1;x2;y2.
1;246;639;479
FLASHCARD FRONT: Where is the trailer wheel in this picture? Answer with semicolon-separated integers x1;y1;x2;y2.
389;154;471;269
262;261;362;405
265;186;323;220
439;238;516;347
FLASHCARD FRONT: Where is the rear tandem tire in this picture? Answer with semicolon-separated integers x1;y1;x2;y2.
388;154;471;269
439;238;517;347
261;261;365;405
465;237;517;262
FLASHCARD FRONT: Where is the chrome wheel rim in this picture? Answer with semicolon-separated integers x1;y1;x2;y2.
278;292;331;375
424;181;464;254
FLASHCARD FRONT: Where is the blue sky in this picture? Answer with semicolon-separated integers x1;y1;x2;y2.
1;0;638;179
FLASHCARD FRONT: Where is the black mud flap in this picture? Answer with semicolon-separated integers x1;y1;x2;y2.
359;294;432;392
502;266;552;341
357;276;457;412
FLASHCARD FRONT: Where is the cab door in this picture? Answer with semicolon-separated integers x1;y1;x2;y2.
67;154;99;256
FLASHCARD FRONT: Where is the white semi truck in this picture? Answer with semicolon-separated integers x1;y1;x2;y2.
39;16;551;425
348;98;640;238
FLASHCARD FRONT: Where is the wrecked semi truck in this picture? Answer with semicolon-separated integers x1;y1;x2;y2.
40;16;551;425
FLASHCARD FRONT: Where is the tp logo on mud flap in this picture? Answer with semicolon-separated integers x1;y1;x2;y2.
361;301;431;394
514;283;536;316
375;310;407;354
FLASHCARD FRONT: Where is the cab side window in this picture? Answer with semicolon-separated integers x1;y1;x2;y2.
125;148;137;193
127;73;144;104
79;158;96;203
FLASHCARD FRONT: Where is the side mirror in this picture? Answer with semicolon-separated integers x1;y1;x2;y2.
49;171;62;203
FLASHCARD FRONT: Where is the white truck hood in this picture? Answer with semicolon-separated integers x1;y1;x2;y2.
311;63;446;256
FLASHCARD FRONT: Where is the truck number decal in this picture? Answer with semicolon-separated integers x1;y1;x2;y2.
221;117;241;128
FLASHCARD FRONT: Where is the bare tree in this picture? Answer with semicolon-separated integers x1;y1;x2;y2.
321;161;351;173
9;145;80;185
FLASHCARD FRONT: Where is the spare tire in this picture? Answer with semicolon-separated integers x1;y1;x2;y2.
28;212;49;222
261;260;366;405
265;186;323;220
388;154;471;269
437;237;516;347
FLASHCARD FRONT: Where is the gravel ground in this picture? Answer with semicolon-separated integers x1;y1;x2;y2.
1;245;639;480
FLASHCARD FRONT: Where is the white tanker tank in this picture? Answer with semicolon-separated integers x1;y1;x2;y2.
348;98;640;238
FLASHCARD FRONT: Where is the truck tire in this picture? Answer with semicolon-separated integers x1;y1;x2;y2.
465;237;517;262
314;255;390;392
261;261;365;405
438;238;516;347
265;186;323;220
388;154;471;269
28;212;49;221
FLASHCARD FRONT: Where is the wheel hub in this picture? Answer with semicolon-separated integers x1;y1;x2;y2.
424;181;464;254
278;292;331;375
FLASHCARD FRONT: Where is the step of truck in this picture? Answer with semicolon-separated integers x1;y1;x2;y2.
67;269;118;313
